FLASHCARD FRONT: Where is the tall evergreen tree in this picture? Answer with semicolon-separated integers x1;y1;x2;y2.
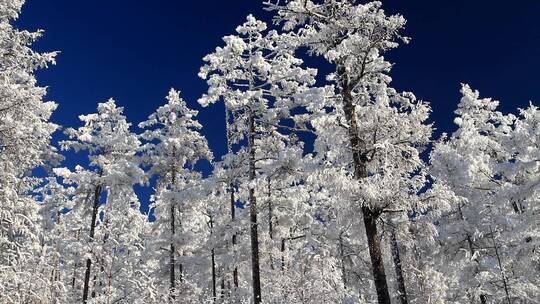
199;14;320;303
266;1;441;302
431;85;540;303
57;99;146;303
139;89;212;301
0;0;59;302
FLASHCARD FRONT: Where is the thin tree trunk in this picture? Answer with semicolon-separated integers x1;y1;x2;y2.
231;189;239;289
169;203;176;301
248;111;262;304
91;273;97;298
220;277;226;300
82;183;102;304
210;214;217;303
226;108;239;291
170;169;177;302
267;178;274;241
211;252;216;302
390;228;408;304
511;199;523;214
71;260;78;289
338;63;391;304
178;219;184;286
267;178;276;271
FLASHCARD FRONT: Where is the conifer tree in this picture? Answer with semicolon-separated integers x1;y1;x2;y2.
0;0;59;301
57;99;145;303
199;14;319;303
139;89;212;301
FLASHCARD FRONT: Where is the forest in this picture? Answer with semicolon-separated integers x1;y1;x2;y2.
0;0;539;303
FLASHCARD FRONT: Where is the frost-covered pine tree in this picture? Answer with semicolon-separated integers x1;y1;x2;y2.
431;85;540;303
56;99;147;303
430;85;507;303
265;1;447;302
498;104;540;301
199;14;321;303
139;89;212;301
0;0;59;302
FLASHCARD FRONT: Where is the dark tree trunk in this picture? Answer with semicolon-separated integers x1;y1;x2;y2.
511;199;523;214
210;215;217;303
248;112;262;304
230;188;239;289
170;169;177;302
71;261;78;289
220;277;226;300
226;108;239;291
211;250;216;302
169;203;176;301
267;179;274;241
362;207;391;304
267;178;276;271
390;229;408;304
91;273;97;298
338;63;391;304
82;184;102;304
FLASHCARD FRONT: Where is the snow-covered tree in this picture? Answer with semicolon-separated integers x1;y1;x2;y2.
265;1;449;302
199;14;320;303
431;85;540;303
139;88;212;301
56;99;147;303
0;1;538;303
0;0;59;302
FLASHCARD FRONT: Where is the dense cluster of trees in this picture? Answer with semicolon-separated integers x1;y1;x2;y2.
0;0;538;303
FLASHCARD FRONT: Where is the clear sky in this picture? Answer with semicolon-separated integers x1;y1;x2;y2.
16;0;540;212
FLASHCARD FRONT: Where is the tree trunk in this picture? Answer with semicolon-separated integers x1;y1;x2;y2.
169;203;176;301
267;178;276;271
248;112;262;304
170;169;177;302
210;214;217;303
390;228;409;304
362;207;391;304
230;188;239;290
82;184;102;304
338;63;391;304
226;108;239;291
72;260;78;289
220;277;226;300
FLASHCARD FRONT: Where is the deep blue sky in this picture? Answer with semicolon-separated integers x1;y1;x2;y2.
16;0;539;211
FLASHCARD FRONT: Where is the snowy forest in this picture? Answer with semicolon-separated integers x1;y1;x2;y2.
1;0;539;303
